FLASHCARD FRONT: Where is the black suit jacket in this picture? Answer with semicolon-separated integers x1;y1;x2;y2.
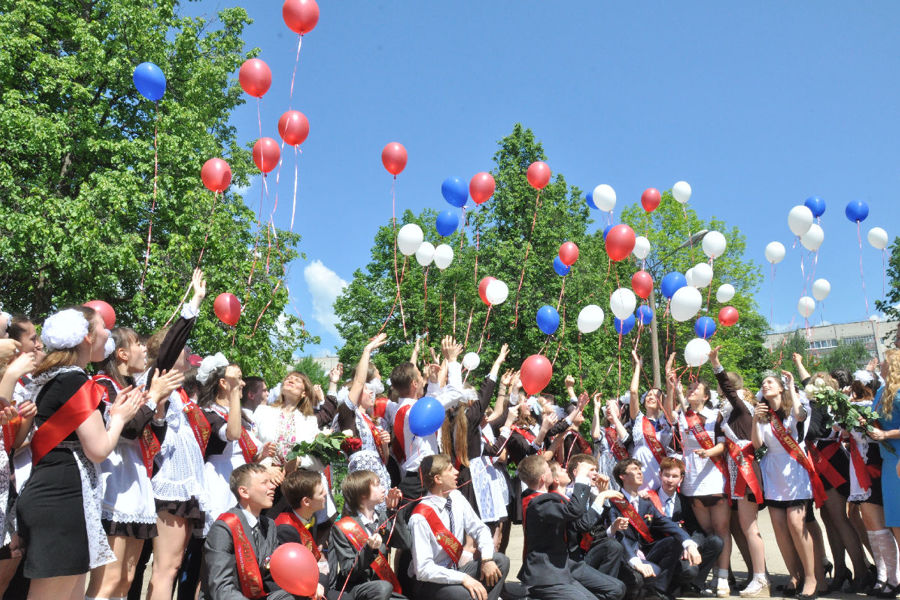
666;491;703;536
566;496;612;557
200;506;283;600
606;496;690;564
518;482;593;587
327;507;411;590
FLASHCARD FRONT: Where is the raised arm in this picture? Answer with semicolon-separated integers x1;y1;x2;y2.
792;353;811;384
782;370;805;421
629;350;642;420
591;393;604;441
348;333;387;407
664;352;678;415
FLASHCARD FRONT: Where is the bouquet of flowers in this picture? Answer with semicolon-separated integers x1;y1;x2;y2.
804;378;895;455
341;437;363;454
286;431;348;464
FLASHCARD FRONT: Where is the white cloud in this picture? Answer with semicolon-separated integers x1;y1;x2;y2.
303;260;348;339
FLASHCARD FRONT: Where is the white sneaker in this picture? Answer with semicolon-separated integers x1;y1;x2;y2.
716;581;730;598
739;579;771;597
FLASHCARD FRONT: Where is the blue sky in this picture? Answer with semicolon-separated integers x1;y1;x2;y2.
184;1;900;355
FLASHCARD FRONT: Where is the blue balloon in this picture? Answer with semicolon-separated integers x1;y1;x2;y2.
603;224;614;240
614;314;636;335
845;200;869;223
695;316;717;339
586;191;598;210
435;210;459;237
804;196;826;218
133;62;166;101
441;176;468;208
636;305;654;325
408;396;445;436
553;256;571;276
536;305;560;335
660;272;687;299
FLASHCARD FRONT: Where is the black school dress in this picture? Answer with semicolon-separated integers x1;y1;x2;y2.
16;368;115;578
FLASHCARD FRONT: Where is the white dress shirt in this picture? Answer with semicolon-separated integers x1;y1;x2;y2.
408;490;494;584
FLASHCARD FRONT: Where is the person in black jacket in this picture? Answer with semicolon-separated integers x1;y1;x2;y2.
518;454;625;600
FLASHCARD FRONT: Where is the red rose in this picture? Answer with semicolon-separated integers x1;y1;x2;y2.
341;437;363;454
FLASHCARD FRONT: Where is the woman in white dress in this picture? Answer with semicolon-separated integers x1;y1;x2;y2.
751;371;818;600
628;350;673;492
667;358;732;597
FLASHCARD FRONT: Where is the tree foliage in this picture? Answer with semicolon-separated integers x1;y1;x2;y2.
0;0;314;382
292;356;329;389
876;236;900;346
335;124;772;399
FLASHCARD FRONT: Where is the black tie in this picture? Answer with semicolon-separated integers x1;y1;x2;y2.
251;523;263;549
444;497;455;536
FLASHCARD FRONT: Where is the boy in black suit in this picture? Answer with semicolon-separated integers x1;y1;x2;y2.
608;459;702;600
519;454;625;600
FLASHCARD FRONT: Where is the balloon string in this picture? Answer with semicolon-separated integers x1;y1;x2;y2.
858;222;870;315
577;332;583;390
251;229;288;338
473;223;480;285
462;307;475;350
552;305;566;366
459;206;467;251
513;189;543;326
439;291;443;332
139;100;160;292
264;220;273;275
381;175;405;336
452;293;457;338
288;35;303;108
556;275;567;311
770;263;776;326
617;333;623;398
883;249;887;299
476;305;492;354
290;147;300;232
423;265;430;339
256;97;262;140
705;258;714;312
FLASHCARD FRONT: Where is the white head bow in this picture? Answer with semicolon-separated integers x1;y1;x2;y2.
41;309;90;352
197;352;229;385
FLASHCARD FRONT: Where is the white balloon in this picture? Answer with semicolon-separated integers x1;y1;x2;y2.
485;279;509;306
592;184;616;212
433;243;454;270
609;288;637;321
765;241;786;264
692;263;714;288
702;231;727;259
788;205;814;237
462;352;480;371
397;223;424;256
672;181;692;204
868;227;889;250
684;338;712;367
716;283;735;303
800;223;824;251
633;236;651;260
415;241;435;267
797;296;816;318
684;267;696;287
812;279;831;301
670;286;703;322
577;304;605;333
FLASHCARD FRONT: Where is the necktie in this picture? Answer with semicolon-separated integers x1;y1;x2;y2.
666;498;674;518
444;497;455;537
250;523;263;549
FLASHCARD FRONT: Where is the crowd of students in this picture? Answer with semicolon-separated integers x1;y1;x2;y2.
0;271;899;600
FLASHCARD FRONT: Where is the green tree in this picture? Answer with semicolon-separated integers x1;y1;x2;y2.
771;331;812;380
0;0;314;382
292;356;329;389
335;124;772;399
819;341;870;373
876;236;900;346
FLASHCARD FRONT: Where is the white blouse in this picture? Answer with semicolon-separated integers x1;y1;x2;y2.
253;404;324;469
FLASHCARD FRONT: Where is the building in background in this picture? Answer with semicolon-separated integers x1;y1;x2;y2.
764;318;898;362
312;354;340;373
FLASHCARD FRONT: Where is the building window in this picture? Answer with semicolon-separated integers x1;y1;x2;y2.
809;339;838;350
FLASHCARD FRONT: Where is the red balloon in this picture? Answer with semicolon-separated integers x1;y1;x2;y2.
605;224;636;261
641;188;661;213
282;0;319;35
201;158;232;193
238;58;272;98
558;241;579;266
252;137;281;173
718;306;739;327
83;300;116;329
470;172;495;205
520;354;553;396
213;293;241;327
631;271;654;299
269;542;319;596
381;142;407;176
526;161;551;190
478;277;496;306
278;110;309;146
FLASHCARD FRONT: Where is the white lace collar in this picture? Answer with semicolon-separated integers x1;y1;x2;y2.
24;365;86;403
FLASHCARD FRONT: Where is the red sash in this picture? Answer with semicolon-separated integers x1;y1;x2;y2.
180;390;211;455
374;397;389;420
237;428;258;464
391;403;411;463
645;489;665;514
93;374;160;477
411;502;462;566
218;512;266;599
605;427;629;461
32;379;105;466
361;410;387;463
847;436;879;492
769;414;827;507
335;517;402;593
641;416;667;466
724;438;764;504
511;425;537;445
2;416;21;454
684;410;730;494
275;511;322;561
610;496;654;543
808;441;847;489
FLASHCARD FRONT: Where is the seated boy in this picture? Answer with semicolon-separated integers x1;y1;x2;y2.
276;469;331;593
408;454;510;600
329;470;410;600
201;463;312;600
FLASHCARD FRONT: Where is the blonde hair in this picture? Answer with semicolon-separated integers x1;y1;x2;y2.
881;349;900;419
440;405;468;468
273;371;314;416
